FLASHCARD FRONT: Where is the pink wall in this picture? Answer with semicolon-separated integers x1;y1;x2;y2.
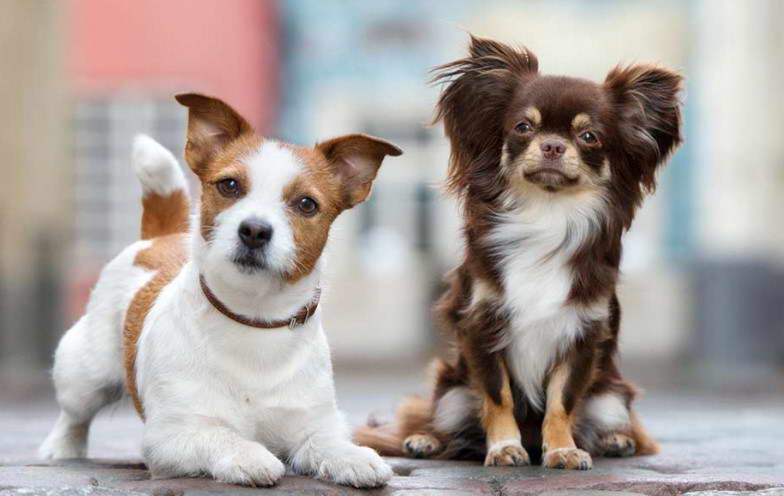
68;0;278;131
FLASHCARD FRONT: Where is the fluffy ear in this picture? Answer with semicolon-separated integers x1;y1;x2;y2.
316;133;402;208
432;34;538;197
174;93;254;173
604;65;683;191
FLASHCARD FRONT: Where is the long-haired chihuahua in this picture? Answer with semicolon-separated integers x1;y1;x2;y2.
356;35;682;470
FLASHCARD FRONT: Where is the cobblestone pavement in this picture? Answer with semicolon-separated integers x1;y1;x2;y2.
1;370;783;495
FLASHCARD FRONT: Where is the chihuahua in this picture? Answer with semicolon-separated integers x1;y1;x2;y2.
356;36;682;470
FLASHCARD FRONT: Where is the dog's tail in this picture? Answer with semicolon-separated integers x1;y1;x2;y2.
353;395;435;457
630;409;660;456
132;134;190;240
353;422;405;457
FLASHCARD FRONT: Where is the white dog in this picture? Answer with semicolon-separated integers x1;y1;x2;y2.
40;93;402;488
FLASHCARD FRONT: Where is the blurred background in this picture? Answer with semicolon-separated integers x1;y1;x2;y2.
1;0;783;419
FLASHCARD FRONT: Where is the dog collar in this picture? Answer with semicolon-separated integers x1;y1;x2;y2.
199;275;320;330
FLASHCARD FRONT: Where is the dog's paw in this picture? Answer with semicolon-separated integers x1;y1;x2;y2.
403;433;442;459
599;433;636;457
317;445;392;488
543;447;592;470
212;444;285;487
484;441;531;467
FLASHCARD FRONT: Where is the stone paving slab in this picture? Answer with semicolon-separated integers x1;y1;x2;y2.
2;382;784;495
1;456;782;496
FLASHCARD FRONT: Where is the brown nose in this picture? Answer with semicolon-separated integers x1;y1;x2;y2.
540;139;566;160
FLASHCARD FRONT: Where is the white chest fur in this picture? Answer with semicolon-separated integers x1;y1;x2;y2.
135;264;337;453
489;192;606;411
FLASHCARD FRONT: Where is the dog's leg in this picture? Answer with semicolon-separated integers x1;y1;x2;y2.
40;316;123;459
290;414;392;488
143;416;285;487
541;362;593;470
478;359;529;466
480;358;531;467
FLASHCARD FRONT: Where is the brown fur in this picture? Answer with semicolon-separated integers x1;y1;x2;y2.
280;147;345;283
141;190;190;240
196;136;258;242
356;35;681;465
124;233;188;418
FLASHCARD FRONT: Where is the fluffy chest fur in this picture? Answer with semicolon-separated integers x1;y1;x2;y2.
488;193;607;410
135;263;338;451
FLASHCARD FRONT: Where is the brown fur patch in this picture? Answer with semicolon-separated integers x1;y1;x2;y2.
281;146;344;283
524;107;542;127
197;136;259;242
571;112;592;130
315;133;402;208
141;190;190;240
123;233;188;418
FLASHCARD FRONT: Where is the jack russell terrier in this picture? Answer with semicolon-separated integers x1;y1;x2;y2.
40;93;402;488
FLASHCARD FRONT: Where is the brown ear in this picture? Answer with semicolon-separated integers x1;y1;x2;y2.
432;35;538;197
604;65;683;191
174;93;254;173
316;133;402;208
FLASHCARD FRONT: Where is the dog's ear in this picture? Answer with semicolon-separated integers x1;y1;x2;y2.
432;35;538;197
604;65;683;191
316;134;402;209
175;93;254;174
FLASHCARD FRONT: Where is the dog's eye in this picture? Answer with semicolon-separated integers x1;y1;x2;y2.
579;131;599;145
216;178;241;197
296;196;319;216
515;121;534;134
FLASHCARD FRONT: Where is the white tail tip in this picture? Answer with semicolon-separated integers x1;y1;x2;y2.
132;134;187;196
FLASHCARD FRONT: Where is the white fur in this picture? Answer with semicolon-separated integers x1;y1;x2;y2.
487;439;524;453
42;137;391;488
132;134;187;196
433;386;478;434
489;187;608;412
583;393;631;432
39;240;154;459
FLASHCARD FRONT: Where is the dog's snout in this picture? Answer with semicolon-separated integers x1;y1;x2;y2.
238;218;273;249
540;139;566;160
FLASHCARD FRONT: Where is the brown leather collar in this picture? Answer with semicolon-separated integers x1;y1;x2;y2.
199;275;320;330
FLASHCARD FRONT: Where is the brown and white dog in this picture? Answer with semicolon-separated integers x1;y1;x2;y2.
356;36;682;470
40;94;402;487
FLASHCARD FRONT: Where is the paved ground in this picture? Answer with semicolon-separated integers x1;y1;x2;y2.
2;370;783;495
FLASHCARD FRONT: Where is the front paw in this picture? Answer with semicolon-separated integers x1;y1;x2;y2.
212;443;286;487
318;445;392;488
543;447;592;470
484;441;531;467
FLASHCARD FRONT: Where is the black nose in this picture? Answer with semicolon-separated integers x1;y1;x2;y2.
540;139;567;160
238;218;273;249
